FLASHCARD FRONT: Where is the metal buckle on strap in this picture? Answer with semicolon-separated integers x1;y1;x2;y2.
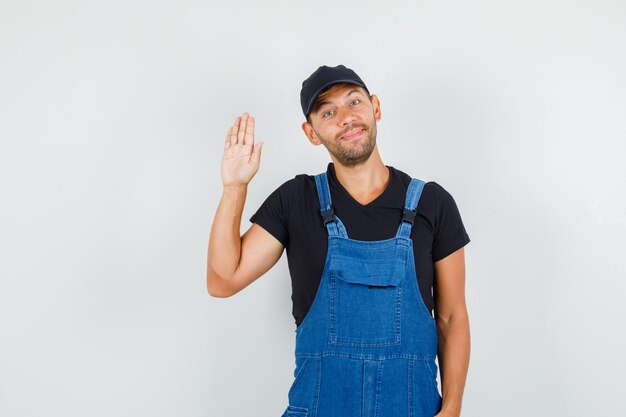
402;208;416;224
320;206;335;225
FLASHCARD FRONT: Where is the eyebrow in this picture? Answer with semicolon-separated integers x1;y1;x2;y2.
315;89;363;112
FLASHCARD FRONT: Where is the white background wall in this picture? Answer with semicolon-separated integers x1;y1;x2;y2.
1;1;624;416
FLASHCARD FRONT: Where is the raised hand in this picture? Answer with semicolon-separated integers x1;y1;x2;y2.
221;112;264;188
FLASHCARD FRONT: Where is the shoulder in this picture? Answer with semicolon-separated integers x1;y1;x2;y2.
259;172;318;211
390;168;471;261
388;166;446;202
276;173;316;196
264;172;314;194
249;174;315;246
389;166;465;226
425;181;458;207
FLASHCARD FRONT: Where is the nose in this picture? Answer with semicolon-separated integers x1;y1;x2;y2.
337;106;356;126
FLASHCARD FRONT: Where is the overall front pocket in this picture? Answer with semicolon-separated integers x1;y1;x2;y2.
328;255;405;347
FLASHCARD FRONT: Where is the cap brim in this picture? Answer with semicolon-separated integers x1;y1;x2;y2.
305;79;368;116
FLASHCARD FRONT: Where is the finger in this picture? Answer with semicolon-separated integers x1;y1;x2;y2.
237;112;248;145
243;116;255;146
231;117;240;145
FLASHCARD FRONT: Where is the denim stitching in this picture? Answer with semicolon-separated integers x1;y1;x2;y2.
374;360;383;417
361;360;365;417
297;352;437;361
329;278;402;347
313;357;321;417
408;359;414;417
329;272;336;342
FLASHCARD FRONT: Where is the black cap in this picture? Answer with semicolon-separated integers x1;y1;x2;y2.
300;64;369;118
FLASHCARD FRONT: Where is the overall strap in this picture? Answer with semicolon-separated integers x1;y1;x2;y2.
396;178;426;239
314;172;348;238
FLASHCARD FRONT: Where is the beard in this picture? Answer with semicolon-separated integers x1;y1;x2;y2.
314;122;377;168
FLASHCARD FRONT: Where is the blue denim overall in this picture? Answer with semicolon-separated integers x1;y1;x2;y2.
281;171;442;417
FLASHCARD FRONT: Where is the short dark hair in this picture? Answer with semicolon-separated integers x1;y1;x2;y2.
306;83;372;124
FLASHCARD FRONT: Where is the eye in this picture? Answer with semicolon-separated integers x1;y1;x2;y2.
323;110;335;118
351;99;361;105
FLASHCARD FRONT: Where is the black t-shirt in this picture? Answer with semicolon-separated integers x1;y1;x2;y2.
250;162;471;327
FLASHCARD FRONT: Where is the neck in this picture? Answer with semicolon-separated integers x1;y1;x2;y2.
331;147;390;205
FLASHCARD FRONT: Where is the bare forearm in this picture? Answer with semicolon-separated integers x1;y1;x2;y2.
436;313;471;417
207;112;263;295
207;184;248;281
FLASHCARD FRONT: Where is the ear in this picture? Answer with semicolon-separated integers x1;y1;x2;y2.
301;121;322;146
370;94;382;122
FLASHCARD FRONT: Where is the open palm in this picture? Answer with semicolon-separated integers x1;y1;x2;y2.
221;112;264;187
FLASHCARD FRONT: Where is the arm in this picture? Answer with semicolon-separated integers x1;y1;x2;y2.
206;112;282;297
433;246;470;417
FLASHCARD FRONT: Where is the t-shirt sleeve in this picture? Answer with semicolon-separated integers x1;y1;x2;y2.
249;182;289;247
430;182;471;262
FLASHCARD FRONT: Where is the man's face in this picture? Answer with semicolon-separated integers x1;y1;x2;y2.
304;85;381;168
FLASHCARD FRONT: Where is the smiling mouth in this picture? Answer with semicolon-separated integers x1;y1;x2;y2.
341;128;364;141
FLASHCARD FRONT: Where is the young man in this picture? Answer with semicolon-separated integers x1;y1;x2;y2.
207;65;471;417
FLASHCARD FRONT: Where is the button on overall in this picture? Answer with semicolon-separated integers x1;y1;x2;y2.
281;171;442;417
